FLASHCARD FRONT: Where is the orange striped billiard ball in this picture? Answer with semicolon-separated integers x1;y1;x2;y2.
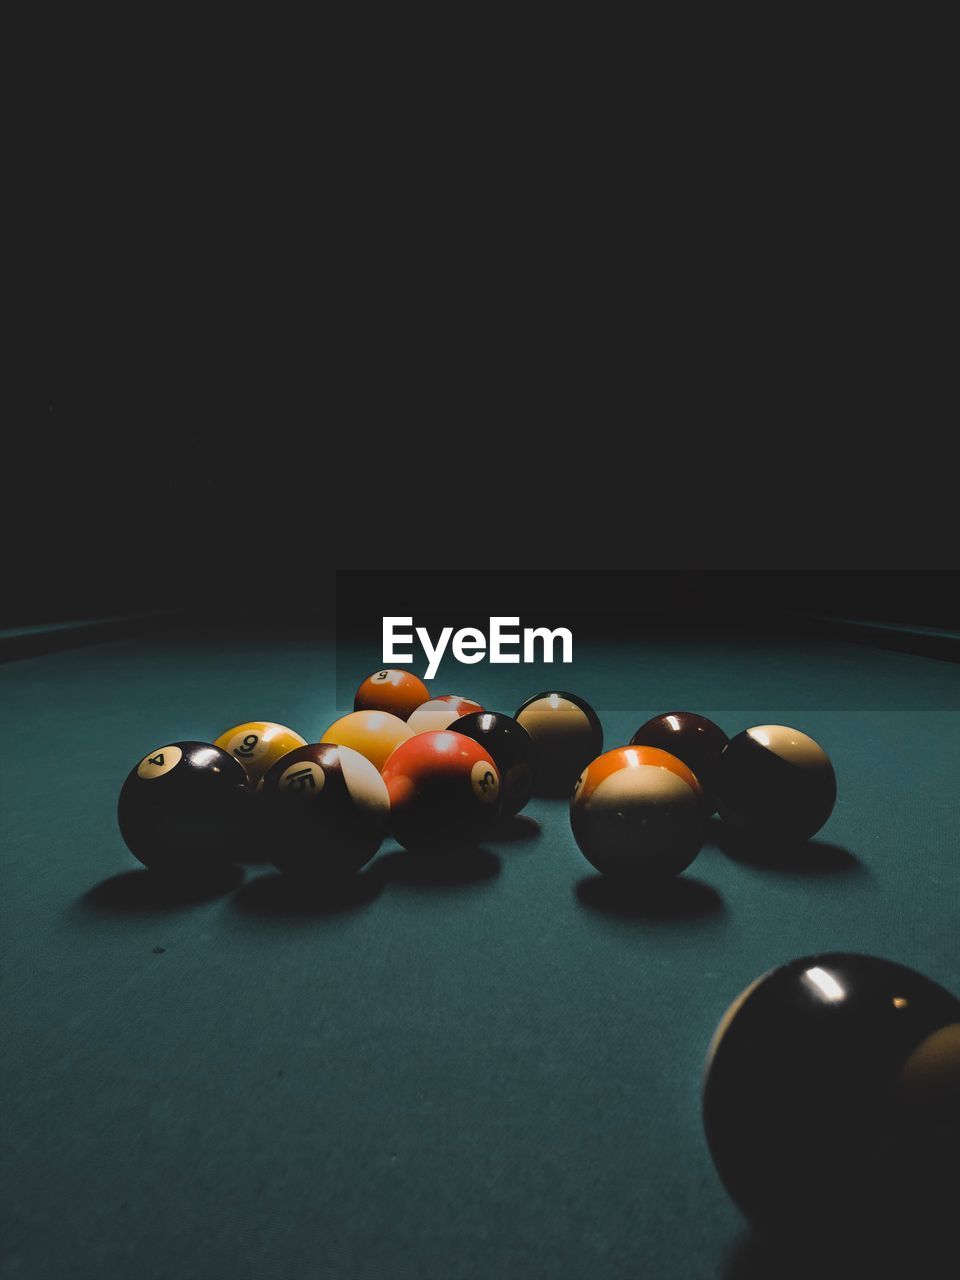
570;745;704;880
354;669;430;721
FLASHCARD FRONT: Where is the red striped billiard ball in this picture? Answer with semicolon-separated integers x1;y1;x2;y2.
381;730;501;851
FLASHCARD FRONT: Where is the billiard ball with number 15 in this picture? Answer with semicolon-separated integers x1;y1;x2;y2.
259;743;390;878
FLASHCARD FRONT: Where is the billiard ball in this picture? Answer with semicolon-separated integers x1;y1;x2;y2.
570;745;704;879
703;953;960;1235
213;720;307;788
354;668;430;720
381;730;501;851
514;691;603;794
258;743;389;878
450;711;536;816
713;724;836;842
117;741;250;873
320;710;414;771
630;711;728;813
406;695;485;735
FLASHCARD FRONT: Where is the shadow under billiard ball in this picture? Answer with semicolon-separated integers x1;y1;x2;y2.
575;873;724;921
373;845;501;888
83;863;245;912
231;867;383;917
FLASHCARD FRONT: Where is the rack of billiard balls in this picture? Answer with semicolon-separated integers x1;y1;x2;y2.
115;668;959;1248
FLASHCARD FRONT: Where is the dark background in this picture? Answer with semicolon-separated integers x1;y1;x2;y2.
12;379;960;630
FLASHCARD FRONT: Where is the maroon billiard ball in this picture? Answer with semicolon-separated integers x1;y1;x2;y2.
630;711;728;812
259;742;390;878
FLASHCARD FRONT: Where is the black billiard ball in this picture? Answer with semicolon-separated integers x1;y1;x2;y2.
514;691;603;795
450;711;536;816
630;711;728;812
259;742;390;878
713;724;836;842
703;953;960;1236
117;741;250;874
381;731;501;851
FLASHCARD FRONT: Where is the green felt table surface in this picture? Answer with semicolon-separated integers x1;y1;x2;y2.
2;621;959;1279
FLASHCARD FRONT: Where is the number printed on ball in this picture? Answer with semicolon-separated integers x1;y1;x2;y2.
471;761;500;803
136;746;183;779
227;731;262;761
279;761;326;795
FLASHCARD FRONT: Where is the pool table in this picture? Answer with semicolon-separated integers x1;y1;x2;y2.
2;614;958;1279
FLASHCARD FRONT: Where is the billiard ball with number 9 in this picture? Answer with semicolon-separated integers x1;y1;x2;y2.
214;720;307;788
381;731;501;851
117;741;250;874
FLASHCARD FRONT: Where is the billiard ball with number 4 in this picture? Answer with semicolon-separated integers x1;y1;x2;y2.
381;731;501;851
117;741;250;874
